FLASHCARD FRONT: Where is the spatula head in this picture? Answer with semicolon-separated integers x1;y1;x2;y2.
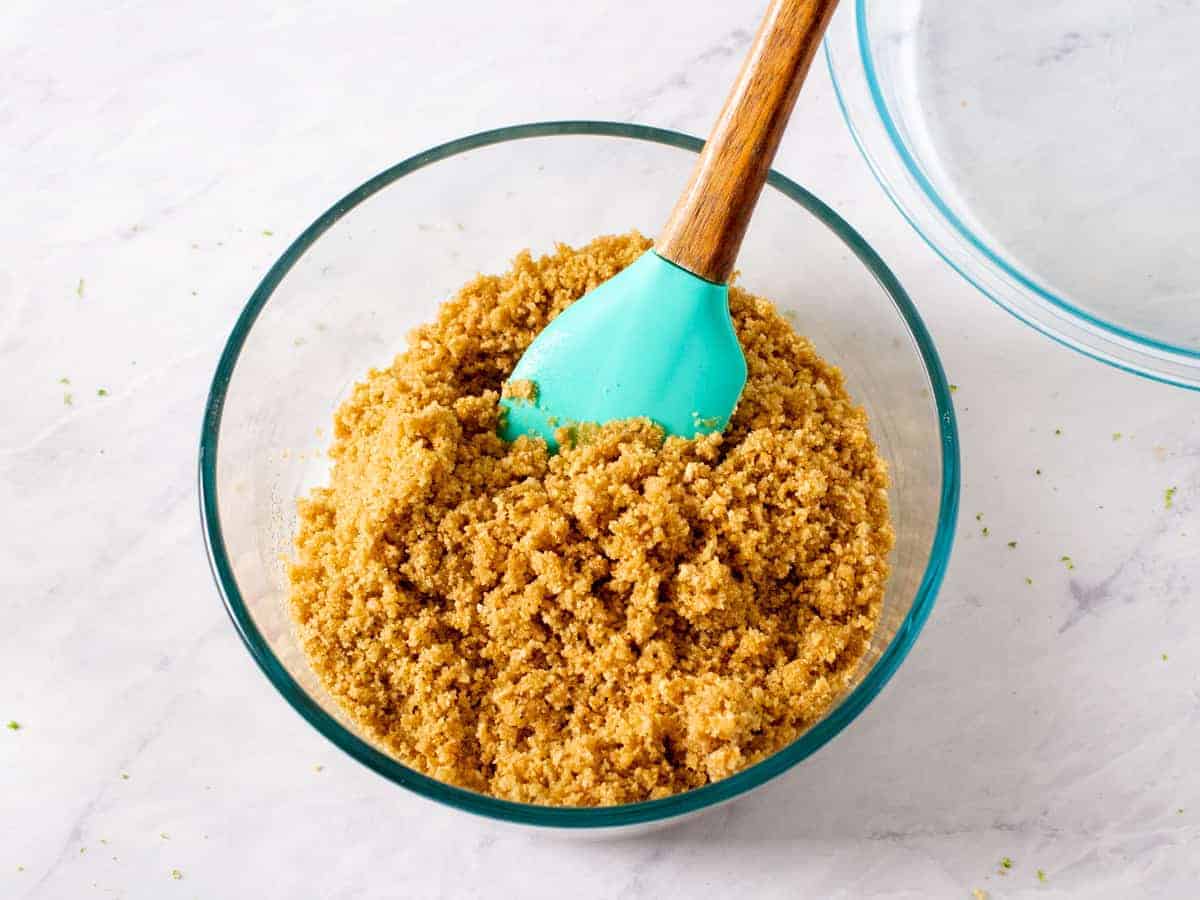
499;250;747;451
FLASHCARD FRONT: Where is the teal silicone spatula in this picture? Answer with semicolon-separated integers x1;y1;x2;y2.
501;0;840;450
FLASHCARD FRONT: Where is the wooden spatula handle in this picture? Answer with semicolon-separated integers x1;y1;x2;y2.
656;0;840;284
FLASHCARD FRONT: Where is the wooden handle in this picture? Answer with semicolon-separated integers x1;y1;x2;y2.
655;0;840;283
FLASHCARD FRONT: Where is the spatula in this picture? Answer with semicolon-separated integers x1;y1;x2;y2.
500;0;840;450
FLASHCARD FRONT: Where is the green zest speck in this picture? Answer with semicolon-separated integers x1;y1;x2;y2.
63;392;73;406
262;229;274;236
1054;428;1062;436
949;384;958;393
76;278;85;298
1007;541;1017;549
1060;555;1075;570
1162;653;1169;662
97;388;108;397
170;869;182;881
981;527;990;537
1037;868;1047;883
975;513;983;522
6;720;19;731
1025;577;1033;585
1164;486;1177;509
1112;432;1122;441
1000;856;1014;871
58;377;70;385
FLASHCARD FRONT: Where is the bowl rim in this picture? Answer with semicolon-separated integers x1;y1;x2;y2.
824;1;1200;391
198;120;960;828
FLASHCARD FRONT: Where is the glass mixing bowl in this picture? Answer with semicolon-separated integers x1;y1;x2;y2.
825;1;1200;390
199;122;959;829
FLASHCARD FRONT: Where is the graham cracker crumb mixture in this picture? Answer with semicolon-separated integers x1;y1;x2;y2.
288;232;893;806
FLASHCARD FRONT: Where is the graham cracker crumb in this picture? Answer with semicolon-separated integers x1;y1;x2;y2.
501;379;538;403
288;232;892;806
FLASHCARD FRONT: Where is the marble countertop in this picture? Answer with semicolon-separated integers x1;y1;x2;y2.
3;1;1197;897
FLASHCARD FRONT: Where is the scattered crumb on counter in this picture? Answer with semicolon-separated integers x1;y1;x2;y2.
288;232;893;806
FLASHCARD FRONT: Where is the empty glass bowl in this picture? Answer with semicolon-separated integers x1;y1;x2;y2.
199;122;959;829
826;1;1200;390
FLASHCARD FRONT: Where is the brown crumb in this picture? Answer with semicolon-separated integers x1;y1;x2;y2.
501;378;538;404
288;233;893;806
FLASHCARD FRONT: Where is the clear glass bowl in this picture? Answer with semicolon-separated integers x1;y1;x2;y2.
826;1;1200;391
199;122;960;829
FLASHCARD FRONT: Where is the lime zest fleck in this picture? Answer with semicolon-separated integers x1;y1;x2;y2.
1000;856;1014;871
949;383;959;393
1037;868;1047;883
1112;432;1122;441
6;720;19;731
76;278;85;298
975;513;983;522
58;376;70;385
170;868;183;880
1054;428;1062;436
160;832;170;840
1007;541;1017;549
97;388;109;397
981;527;990;537
1025;577;1033;585
262;229;274;236
63;392;73;406
1164;486;1177;509
1162;653;1169;662
1060;555;1075;570
120;772;130;780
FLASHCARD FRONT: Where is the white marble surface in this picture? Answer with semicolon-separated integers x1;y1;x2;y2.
2;1;1198;897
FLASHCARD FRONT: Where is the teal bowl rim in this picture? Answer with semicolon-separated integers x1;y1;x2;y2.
198;120;960;828
824;1;1200;391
